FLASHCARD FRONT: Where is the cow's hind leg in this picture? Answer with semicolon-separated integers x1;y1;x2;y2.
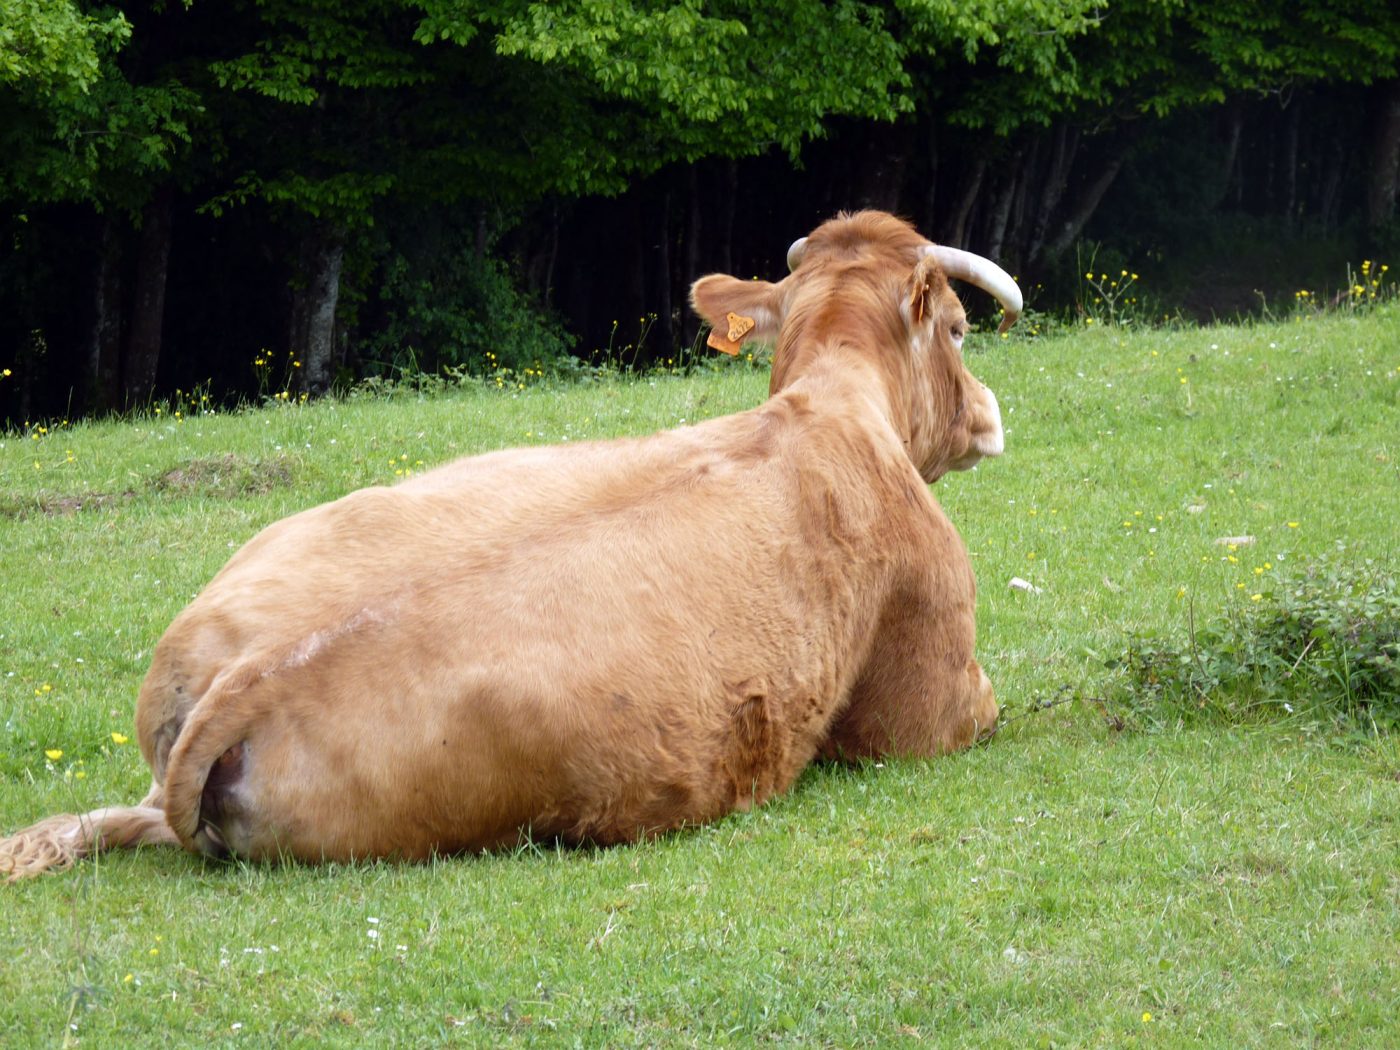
0;781;182;882
819;596;997;760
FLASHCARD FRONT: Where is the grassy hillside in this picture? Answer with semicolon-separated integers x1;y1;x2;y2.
1;307;1397;1046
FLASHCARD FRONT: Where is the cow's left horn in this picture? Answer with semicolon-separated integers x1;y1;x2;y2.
787;237;808;272
923;245;1023;334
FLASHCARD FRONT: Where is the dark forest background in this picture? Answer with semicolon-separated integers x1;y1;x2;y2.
4;1;1399;424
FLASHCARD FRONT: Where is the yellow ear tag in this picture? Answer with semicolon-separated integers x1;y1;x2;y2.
706;312;754;355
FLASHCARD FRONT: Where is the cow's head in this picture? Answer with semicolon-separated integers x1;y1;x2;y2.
691;211;1021;483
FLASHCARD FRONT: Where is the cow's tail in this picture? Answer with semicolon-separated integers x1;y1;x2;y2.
159;669;274;850
0;784;180;883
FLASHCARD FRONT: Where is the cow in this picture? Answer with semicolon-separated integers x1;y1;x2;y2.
0;211;1020;881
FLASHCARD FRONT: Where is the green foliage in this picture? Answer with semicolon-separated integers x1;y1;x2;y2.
436;0;911;163
0;0;129;95
0;2;194;213
895;0;1111;131
920;0;1400;132
360;249;573;377
1109;563;1400;734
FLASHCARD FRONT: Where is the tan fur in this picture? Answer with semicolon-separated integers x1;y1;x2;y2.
0;783;177;882
0;211;1005;877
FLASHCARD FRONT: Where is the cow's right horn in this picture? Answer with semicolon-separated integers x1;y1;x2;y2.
923;245;1023;334
786;237;808;272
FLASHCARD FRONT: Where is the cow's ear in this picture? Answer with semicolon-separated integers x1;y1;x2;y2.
690;274;781;355
907;253;948;327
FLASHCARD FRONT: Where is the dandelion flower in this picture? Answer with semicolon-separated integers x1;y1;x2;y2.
1142;1011;1153;1023
1287;521;1299;528
45;749;63;761
112;732;130;745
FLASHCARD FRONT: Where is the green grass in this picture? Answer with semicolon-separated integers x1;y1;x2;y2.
2;309;1398;1046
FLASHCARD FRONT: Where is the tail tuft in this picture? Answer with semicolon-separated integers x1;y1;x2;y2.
0;806;179;883
0;813;89;882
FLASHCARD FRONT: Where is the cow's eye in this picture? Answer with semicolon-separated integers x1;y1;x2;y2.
951;323;967;340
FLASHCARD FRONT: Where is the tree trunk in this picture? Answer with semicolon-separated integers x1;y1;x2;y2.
1005;136;1037;263
921;123;939;237
652;188;674;358
1366;78;1400;230
683;167;704;347
857;123;910;211
1043;140;1131;262
983;169;1018;265
290;223;346;395
1318;134;1346;234
947;156;987;249
542;205;560;310
718;158;737;274
85;217;124;414
1215;97;1245;209
123;184;174;406
1262;112;1277;214
475;208;488;261
1282;97;1301;222
1027;124;1079;266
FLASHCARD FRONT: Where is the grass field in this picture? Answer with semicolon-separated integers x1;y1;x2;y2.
2;306;1398;1047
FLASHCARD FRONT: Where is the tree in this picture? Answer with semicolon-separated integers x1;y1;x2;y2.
1;1;200;409
191;0;916;388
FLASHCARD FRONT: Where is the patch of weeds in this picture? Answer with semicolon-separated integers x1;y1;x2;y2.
154;453;295;498
0;453;291;517
0;490;133;519
1105;561;1400;735
980;684;1077;742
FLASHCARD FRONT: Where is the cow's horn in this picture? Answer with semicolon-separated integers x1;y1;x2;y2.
787;237;808;272
923;245;1023;334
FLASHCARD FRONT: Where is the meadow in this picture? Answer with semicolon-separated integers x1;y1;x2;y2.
1;305;1397;1047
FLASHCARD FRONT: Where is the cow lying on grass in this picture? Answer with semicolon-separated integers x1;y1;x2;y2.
0;211;1020;880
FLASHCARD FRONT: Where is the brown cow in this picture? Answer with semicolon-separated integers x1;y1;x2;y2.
0;211;1020;880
